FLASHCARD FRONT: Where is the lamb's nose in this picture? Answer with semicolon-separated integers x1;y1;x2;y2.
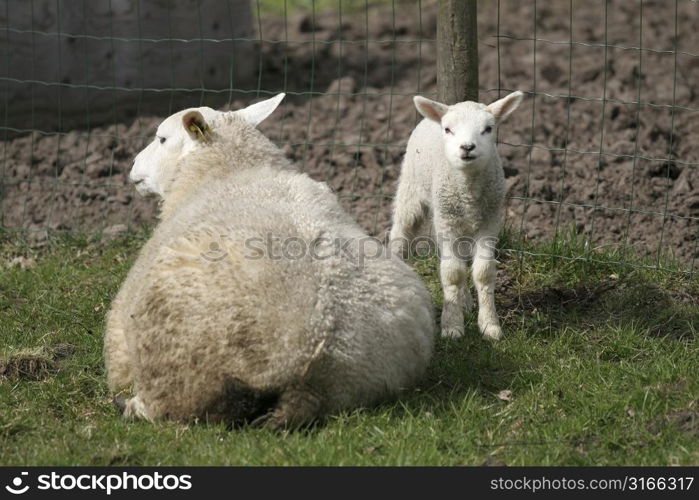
461;143;476;152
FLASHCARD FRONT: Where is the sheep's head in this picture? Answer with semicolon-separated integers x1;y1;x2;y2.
129;93;285;197
414;90;523;171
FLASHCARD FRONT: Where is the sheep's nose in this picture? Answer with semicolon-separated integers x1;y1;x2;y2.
461;143;476;152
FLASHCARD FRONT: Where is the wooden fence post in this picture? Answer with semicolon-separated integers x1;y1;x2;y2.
437;0;479;104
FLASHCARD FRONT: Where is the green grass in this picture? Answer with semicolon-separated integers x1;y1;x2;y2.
0;227;697;465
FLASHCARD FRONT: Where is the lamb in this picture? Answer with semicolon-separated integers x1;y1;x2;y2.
389;91;524;341
103;94;435;429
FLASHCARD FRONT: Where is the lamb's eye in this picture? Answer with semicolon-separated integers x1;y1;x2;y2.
158;136;166;144
444;127;453;135
483;125;492;134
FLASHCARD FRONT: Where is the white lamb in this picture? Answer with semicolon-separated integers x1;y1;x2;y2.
390;91;524;341
104;94;435;428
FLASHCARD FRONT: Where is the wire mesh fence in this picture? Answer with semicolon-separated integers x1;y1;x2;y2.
1;0;697;273
492;0;698;274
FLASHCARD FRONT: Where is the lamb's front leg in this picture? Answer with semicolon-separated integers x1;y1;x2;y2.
472;235;502;341
439;236;469;338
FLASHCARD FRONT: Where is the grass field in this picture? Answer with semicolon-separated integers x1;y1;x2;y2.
0;227;697;466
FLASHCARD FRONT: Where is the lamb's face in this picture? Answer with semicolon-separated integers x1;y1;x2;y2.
440;103;497;169
414;91;524;171
129;93;285;198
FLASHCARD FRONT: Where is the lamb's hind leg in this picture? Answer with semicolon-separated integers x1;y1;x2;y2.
389;189;427;259
472;235;502;341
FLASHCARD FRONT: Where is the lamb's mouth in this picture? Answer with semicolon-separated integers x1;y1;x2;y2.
461;154;478;162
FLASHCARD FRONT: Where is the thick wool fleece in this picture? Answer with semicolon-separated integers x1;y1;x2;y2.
104;114;435;427
392;103;506;243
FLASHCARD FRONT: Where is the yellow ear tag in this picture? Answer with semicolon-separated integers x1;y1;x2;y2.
189;123;211;143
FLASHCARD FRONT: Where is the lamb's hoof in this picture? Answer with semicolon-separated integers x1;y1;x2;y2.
481;324;503;342
441;326;464;339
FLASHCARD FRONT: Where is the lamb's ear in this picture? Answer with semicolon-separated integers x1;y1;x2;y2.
414;96;449;122
236;93;286;127
487;90;524;124
182;111;212;142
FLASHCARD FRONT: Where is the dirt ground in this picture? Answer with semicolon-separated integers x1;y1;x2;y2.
1;1;697;265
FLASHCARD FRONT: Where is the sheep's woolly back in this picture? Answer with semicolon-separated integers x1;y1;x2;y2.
105;109;435;424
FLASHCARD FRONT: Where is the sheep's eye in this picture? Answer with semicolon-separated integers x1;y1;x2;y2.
483;126;493;134
444;127;453;135
158;136;166;144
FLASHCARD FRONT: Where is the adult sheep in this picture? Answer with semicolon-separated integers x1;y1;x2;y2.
104;94;435;429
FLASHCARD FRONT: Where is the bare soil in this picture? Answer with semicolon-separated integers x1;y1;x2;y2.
1;1;697;264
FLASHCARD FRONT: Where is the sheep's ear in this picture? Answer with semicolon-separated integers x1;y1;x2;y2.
487;91;524;123
236;93;286;127
414;96;449;122
182;111;212;142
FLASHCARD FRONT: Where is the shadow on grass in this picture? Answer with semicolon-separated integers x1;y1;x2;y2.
494;225;698;341
370;331;520;421
379;231;699;422
498;270;698;341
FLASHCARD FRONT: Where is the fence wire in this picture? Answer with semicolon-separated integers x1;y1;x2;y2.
0;0;697;274
493;0;697;273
